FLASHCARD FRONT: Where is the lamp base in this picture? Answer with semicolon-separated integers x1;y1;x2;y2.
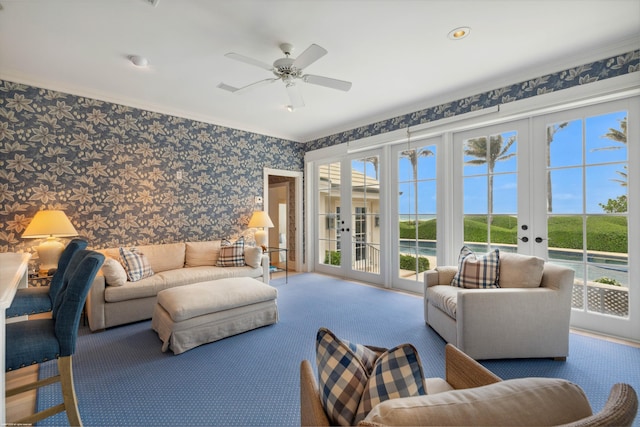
36;238;65;274
254;229;268;248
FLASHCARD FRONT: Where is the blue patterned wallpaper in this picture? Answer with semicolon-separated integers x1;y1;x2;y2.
0;80;304;254
305;50;639;151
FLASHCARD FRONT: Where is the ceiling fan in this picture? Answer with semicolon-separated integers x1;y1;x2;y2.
217;43;352;109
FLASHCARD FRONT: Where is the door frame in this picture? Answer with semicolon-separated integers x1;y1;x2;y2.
263;168;303;272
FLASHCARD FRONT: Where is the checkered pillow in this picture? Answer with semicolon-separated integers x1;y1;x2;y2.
118;247;154;282
216;237;245;267
316;328;384;426
354;343;426;424
451;245;500;289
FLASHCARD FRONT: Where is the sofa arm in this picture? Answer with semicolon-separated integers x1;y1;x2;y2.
261;254;270;284
300;360;330;426
445;344;501;390
85;272;107;331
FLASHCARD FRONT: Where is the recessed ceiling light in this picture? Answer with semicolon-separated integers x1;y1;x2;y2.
286;105;295;112
129;55;149;67
448;27;470;40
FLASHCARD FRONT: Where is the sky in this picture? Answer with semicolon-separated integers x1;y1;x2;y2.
387;110;628;216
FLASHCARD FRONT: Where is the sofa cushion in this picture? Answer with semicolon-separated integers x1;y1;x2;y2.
451;246;500;289
217;238;245;267
101;257;127;287
499;252;545;288
316;328;425;426
119;247;154;282
426;285;458;319
316;327;376;426
104;273;167;302
244;246;262;268
354;344;426;424
185;241;222;267
360;377;593;426
136;243;186;273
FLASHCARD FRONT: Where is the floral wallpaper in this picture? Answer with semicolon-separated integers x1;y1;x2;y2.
305;50;640;151
0;80;304;256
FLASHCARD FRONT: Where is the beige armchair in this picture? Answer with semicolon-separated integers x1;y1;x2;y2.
300;344;638;426
424;261;575;360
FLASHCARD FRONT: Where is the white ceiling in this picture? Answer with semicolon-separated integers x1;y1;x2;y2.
1;0;639;143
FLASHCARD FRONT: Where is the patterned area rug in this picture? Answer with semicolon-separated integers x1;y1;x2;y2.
37;273;640;426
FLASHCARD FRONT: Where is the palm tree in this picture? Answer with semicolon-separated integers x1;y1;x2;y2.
464;134;515;224
598;117;628;187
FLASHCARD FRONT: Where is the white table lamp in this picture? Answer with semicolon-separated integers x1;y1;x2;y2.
22;210;78;274
248;211;274;248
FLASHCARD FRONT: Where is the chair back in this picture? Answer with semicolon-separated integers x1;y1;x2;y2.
52;250;104;356
48;238;88;304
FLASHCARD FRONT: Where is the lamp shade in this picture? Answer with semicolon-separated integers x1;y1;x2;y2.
248;211;274;229
22;210;78;238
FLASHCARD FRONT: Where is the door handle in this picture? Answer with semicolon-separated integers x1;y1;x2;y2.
519;236;529;243
341;228;350;232
535;237;545;243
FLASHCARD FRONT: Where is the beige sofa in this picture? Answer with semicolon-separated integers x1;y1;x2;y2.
300;344;639;426
86;241;269;331
424;254;575;360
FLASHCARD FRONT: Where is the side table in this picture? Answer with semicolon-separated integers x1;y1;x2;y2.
264;247;288;284
28;273;53;288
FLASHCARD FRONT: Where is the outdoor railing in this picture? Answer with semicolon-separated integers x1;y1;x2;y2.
572;281;629;317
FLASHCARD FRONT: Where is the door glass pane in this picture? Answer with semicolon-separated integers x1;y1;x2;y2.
352;157;380;274
546;111;629;318
462;131;518;254
398;145;436;282
318;162;341;267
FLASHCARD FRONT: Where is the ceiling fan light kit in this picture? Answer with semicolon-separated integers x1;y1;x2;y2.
129;55;149;67
218;43;352;109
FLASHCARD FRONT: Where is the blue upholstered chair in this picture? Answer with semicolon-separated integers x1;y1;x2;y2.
6;238;88;318
6;249;104;426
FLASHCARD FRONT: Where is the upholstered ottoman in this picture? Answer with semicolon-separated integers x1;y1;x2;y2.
151;277;278;354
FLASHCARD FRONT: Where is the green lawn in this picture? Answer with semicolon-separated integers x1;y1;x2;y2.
399;215;627;253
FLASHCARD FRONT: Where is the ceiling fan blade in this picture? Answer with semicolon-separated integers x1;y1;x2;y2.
303;74;352;92
217;78;278;94
224;52;273;72
293;44;327;70
286;84;305;109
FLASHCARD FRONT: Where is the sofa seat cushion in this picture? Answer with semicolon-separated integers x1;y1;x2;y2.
426;285;458;319
104;274;167;302
424;378;453;395
360;377;592;426
156;278;277;322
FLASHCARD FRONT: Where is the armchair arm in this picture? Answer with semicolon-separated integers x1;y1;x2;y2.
300;360;330;426
560;383;638;427
445;344;501;390
85;271;106;331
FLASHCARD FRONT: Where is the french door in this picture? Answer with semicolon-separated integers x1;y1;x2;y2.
315;149;385;284
532;99;637;340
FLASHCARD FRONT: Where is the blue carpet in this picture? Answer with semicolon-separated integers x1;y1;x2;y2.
36;273;640;426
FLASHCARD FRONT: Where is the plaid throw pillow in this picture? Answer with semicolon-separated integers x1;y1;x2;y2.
354;344;426;424
316;328;424;426
451;245;500;289
216;237;245;267
316;328;383;426
119;247;154;282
